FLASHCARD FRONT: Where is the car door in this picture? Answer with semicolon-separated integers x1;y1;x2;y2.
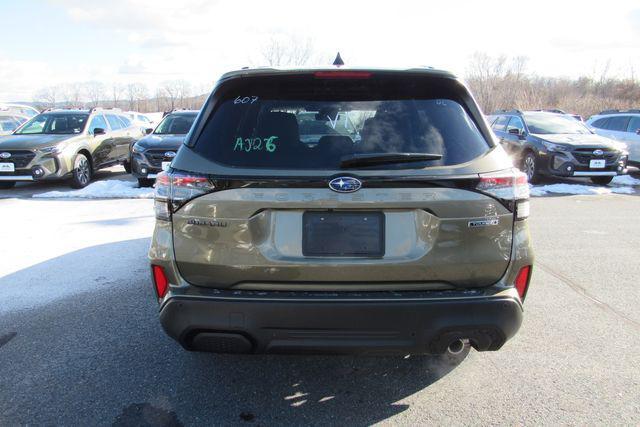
504;116;526;157
87;114;113;167
105;114;127;162
624;116;640;163
491;115;510;148
115;115;138;159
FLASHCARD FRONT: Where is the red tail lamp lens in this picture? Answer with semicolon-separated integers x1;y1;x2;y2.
152;265;169;298
514;265;532;300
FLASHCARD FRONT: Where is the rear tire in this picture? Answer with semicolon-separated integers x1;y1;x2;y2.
137;178;154;188
0;181;16;189
70;153;92;189
590;176;614;185
522;152;540;184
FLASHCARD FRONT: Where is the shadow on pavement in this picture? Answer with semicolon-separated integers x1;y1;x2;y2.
0;238;468;426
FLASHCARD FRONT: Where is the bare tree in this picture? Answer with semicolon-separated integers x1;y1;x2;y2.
159;79;191;110
33;86;59;108
60;83;83;108
465;52;640;118
111;83;125;109
261;36;314;66
83;81;106;107
126;83;149;111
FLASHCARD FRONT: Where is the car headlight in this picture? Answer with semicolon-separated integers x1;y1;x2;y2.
613;142;628;154
542;141;570;152
39;145;64;154
132;144;145;154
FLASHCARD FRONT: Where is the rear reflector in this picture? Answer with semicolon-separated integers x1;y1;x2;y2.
314;71;372;79
152;265;169;298
514;265;532;300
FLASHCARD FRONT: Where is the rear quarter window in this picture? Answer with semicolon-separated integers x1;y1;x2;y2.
191;77;490;170
591;118;609;129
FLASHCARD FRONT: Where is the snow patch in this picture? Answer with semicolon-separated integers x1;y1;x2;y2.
611;175;640;187
33;180;153;199
530;183;636;197
530;173;640;197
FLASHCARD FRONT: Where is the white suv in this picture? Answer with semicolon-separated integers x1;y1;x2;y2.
586;110;640;167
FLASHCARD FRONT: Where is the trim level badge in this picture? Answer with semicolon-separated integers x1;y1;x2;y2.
468;218;499;228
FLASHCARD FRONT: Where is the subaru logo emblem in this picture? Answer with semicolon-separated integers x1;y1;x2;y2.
593;149;604;156
164;151;176;158
0;152;10;159
329;176;361;193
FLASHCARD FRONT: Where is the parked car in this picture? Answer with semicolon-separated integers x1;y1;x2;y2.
130;110;198;187
585;110;640;168
0;108;141;189
0;103;40;118
296;111;362;144
531;109;583;122
488;110;628;184
0;113;28;135
125;111;156;131
149;67;533;357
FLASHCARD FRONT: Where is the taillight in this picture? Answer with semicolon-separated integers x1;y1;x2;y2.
152;265;169;298
154;170;215;220
514;265;532;300
476;169;530;220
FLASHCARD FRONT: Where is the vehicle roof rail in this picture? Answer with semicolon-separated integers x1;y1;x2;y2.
493;109;522;115
599;109;620;114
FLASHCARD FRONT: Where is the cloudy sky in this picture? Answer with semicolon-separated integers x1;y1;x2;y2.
1;0;639;101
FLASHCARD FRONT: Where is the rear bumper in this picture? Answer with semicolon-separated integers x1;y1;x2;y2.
159;288;523;355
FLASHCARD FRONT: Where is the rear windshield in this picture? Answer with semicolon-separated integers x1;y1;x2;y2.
192;75;490;170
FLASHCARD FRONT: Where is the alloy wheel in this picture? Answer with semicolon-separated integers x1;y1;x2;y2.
76;157;90;186
524;155;535;181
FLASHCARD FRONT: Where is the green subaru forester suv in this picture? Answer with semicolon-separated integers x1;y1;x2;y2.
0;108;141;189
149;67;534;356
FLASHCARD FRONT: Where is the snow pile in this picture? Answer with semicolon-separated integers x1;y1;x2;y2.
529;183;635;197
611;175;640;187
530;174;640;197
34;180;154;199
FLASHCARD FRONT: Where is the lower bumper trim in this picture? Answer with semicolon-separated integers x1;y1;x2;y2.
0;175;33;181
572;171;617;176
159;292;523;355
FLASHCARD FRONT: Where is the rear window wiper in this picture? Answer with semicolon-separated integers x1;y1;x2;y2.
339;152;442;168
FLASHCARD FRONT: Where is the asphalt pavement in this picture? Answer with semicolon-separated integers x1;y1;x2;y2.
0;181;639;425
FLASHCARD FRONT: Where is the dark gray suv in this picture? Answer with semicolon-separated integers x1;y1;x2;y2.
149;67;534;356
489;110;628;184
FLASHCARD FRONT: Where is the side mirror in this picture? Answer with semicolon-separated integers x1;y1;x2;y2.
93;127;105;135
635;128;640;135
145;128;153;135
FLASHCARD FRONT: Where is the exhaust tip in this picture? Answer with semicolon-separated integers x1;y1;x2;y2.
447;338;467;355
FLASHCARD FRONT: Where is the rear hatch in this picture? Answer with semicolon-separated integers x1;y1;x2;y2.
161;70;526;290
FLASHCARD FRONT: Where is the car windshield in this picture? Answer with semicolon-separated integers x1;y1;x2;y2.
192;77;490;170
16;113;88;135
154;114;197;135
524;113;591;135
0;117;20;132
